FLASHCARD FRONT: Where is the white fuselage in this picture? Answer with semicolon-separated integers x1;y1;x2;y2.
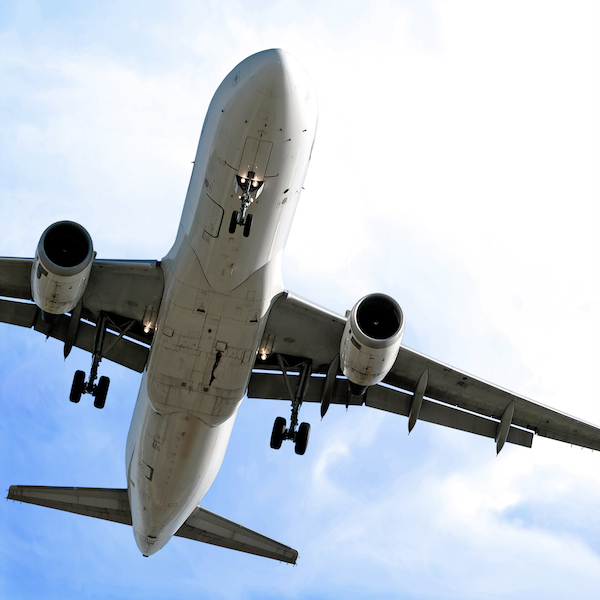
124;50;318;556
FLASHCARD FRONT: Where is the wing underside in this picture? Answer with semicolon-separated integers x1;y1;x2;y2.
250;291;600;452
0;257;164;372
7;486;298;564
249;372;534;448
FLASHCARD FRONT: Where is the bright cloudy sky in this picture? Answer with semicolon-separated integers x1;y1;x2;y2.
1;1;599;599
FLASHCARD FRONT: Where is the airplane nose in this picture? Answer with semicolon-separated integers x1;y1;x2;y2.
248;48;293;98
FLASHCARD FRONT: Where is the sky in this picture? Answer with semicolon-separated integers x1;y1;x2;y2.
1;1;599;598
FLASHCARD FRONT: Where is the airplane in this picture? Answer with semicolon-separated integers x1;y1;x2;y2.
2;48;599;565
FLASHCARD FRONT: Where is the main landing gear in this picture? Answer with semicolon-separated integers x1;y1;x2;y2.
70;369;110;409
69;312;135;409
228;172;263;238
269;356;312;455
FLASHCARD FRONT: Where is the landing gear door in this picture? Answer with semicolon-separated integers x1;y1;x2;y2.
238;137;272;181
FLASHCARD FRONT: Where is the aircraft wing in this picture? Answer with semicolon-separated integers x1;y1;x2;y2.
249;291;600;452
0;258;164;372
7;486;298;564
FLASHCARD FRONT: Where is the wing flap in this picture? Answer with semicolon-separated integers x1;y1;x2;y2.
248;372;364;406
248;372;533;448
388;346;600;451
0;258;32;300
0;298;149;372
0;297;37;327
7;486;298;564
364;384;533;448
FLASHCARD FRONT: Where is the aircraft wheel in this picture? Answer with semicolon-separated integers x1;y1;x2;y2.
69;370;86;403
243;213;253;237
295;422;311;456
270;416;286;449
229;211;239;234
94;376;110;409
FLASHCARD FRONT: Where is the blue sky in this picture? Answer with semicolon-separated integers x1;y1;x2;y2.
1;1;599;599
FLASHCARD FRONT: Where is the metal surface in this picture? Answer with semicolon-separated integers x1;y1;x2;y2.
7;486;298;564
256;292;600;451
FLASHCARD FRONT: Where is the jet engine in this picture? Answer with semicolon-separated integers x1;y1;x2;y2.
31;221;94;321
340;293;404;395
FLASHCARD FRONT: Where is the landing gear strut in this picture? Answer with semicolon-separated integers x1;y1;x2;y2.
229;172;263;238
69;312;135;409
269;356;312;455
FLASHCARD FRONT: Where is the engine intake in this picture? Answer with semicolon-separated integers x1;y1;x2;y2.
340;293;404;394
31;221;94;319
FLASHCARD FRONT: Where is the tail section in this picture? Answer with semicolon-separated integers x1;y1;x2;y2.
7;486;298;564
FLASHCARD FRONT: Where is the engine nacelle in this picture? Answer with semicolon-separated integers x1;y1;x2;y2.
31;221;94;319
340;293;404;395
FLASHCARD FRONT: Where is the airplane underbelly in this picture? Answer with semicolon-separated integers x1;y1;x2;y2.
127;384;236;555
144;244;279;424
127;249;281;554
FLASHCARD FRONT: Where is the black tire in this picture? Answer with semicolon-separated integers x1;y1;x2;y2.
295;422;311;455
94;376;110;409
69;370;86;403
229;210;239;234
243;213;253;237
270;416;286;450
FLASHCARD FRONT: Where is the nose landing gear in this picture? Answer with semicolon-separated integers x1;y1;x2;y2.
229;172;263;238
229;210;253;238
269;356;312;455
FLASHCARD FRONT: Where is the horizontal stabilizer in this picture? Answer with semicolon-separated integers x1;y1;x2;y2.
7;486;298;564
176;505;298;564
7;486;132;524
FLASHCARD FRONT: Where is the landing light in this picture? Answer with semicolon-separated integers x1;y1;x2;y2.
260;350;268;361
240;177;246;184
142;305;157;335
